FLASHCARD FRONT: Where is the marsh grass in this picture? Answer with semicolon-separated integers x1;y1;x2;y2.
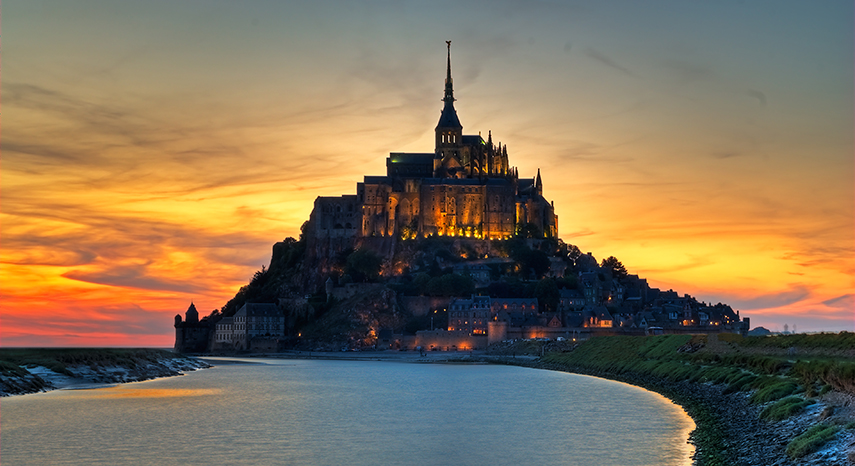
750;377;799;403
786;424;840;459
0;348;179;376
0;360;30;377
722;332;855;351
759;396;814;421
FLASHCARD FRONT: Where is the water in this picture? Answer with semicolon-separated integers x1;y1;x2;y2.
1;358;694;465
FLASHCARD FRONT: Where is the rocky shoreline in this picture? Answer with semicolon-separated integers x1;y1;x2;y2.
0;353;210;397
499;357;855;466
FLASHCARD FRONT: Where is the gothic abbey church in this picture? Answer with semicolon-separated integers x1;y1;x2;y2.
309;43;558;241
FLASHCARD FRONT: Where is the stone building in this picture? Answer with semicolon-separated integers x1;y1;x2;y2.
448;295;492;335
212;303;284;351
174;302;212;353
310;43;558;242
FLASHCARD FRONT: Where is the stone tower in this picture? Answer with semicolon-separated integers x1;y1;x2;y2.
435;41;464;178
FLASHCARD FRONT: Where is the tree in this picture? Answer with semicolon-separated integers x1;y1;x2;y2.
534;278;560;313
601;256;628;279
516;222;542;239
345;248;383;282
426;273;474;297
412;272;432;295
512;247;550;279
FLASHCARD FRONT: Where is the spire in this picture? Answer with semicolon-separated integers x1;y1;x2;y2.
436;41;462;131
536;168;543;188
443;40;455;104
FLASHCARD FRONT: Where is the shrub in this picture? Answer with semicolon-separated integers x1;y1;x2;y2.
759;396;814;421
723;373;757;394
786;424;840;459
751;379;799;404
0;360;28;377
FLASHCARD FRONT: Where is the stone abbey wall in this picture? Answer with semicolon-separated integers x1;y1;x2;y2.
309;44;557;243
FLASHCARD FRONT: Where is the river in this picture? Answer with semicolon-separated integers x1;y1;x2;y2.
1;358;694;465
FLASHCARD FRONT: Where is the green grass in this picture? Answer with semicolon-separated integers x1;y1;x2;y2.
722;332;855;351
0;359;30;377
723;373;757;394
792;359;855;394
759;396;814;421
786;424;840;459
0;348;181;376
750;378;799;403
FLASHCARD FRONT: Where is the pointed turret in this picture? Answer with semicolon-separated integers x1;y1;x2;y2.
443;41;455;106
436;41;462;131
535;168;543;195
486;130;494;174
185;302;199;324
435;41;464;177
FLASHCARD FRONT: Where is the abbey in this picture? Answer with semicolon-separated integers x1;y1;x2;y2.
309;43;558;241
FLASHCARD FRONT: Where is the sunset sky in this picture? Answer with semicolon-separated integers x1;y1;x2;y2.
3;1;853;346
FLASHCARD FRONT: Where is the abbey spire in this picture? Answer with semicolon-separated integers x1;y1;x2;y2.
436;41;462;133
443;40;455;105
435;41;464;176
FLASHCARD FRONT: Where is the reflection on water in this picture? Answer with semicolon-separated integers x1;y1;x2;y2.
2;359;694;466
71;387;223;399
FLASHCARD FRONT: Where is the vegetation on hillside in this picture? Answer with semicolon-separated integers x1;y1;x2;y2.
217;236;307;317
786;424;841;459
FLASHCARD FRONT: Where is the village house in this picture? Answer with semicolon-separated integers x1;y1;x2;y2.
213;303;284;351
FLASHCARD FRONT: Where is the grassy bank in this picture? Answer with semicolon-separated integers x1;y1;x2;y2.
0;348;206;396
524;333;855;465
0;348;181;376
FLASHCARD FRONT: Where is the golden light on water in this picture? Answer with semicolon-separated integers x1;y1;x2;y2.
72;387;223;399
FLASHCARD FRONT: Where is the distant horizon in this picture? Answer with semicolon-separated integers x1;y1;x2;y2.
3;0;852;346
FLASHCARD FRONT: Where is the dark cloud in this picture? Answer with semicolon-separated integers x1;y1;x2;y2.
2;303;178;345
583;47;634;77
725;287;811;311
62;265;203;294
636;255;715;275
822;294;854;309
563;228;596;239
2;248;96;267
661;59;715;85
747;89;767;106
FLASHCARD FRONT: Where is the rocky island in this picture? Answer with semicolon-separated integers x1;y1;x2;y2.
174;43;749;355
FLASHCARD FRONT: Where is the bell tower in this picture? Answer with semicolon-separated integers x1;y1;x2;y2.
435;41;464;177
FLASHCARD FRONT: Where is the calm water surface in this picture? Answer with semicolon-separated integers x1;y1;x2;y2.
1;358;694;465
